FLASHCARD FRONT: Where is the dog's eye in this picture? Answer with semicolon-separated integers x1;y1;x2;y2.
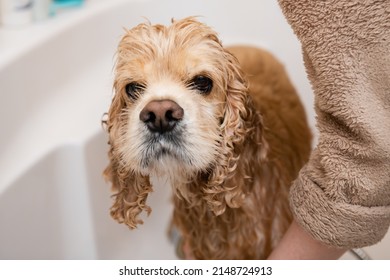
125;82;145;99
190;75;213;95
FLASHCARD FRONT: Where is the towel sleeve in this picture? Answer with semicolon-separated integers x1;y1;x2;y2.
278;0;390;248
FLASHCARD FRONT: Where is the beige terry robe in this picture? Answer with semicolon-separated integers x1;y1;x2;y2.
278;0;390;248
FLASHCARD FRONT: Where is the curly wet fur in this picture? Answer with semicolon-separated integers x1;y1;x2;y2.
103;17;311;259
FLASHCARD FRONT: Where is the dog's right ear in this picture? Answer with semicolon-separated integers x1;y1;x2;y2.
103;158;152;229
102;91;153;229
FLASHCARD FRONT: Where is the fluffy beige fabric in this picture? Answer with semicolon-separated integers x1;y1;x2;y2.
278;0;390;248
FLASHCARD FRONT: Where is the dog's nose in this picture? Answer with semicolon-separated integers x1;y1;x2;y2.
139;100;184;133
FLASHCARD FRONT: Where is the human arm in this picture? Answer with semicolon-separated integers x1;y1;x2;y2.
276;0;390;250
268;219;346;260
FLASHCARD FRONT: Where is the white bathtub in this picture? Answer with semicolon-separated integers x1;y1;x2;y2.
0;0;388;259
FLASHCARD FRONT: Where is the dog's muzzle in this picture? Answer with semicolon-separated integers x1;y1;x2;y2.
138;99;187;169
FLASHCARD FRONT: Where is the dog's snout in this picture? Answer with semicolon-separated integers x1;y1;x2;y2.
140;100;184;133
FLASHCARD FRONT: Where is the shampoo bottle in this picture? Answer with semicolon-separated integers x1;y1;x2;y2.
32;0;51;22
0;0;33;27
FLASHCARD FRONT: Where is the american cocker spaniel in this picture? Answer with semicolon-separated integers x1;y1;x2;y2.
103;17;312;259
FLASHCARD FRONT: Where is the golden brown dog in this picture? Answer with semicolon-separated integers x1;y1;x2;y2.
103;17;311;259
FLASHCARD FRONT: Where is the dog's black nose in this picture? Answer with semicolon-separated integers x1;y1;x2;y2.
139;100;184;133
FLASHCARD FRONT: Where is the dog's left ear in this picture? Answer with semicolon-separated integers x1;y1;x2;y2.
203;51;268;216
